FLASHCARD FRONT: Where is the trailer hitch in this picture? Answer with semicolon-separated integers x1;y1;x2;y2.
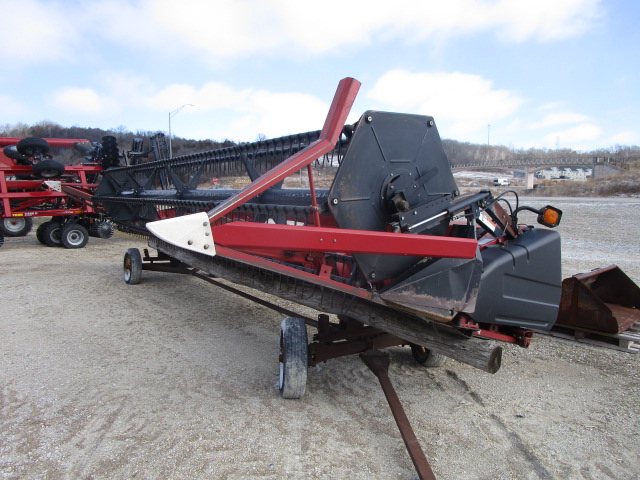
360;350;437;480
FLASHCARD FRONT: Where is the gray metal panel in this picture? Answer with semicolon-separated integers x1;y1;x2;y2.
470;228;562;330
328;111;459;281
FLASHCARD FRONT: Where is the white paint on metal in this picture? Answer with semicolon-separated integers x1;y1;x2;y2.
44;181;62;192
147;212;216;256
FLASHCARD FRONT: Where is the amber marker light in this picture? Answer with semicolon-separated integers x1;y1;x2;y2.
537;206;562;228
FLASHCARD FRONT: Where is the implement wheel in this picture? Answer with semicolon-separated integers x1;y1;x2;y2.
16;137;49;156
33;159;65;179
411;344;446;368
42;221;63;247
278;317;308;399
124;248;142;285
61;223;89;249
1;217;33;237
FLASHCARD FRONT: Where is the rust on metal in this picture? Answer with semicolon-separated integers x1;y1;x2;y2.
556;265;640;333
360;350;437;480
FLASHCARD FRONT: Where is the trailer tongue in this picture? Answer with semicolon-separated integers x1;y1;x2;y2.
92;77;637;479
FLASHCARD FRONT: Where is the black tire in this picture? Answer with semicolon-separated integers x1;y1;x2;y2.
0;217;33;237
0;232;4;248
3;145;31;163
42;221;63;247
33;159;65;179
16;137;50;156
36;220;54;244
61;223;89;249
278;317;308;399
124;248;142;285
410;344;446;367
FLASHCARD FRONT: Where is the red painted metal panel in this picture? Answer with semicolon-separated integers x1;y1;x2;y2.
212;223;478;259
0;137;90;147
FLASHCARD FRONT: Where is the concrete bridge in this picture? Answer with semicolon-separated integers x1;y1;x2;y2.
451;156;626;189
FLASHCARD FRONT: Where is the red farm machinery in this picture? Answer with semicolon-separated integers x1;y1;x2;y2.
27;77;636;479
0;135;120;248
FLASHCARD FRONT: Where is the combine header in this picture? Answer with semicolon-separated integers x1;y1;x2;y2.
91;77;637;478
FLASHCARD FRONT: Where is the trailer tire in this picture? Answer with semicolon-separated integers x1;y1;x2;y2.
42;221;63;247
0;232;4;247
16;137;50;156
124;248;142;285
36;221;51;244
1;217;33;237
33;159;65;179
3;145;31;164
411;344;446;368
278;317;308;399
61;223;89;249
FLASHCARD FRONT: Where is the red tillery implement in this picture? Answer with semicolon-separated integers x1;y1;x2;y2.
92;78;636;479
0;136;121;248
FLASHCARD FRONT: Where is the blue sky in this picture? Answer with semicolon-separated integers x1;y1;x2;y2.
1;0;638;151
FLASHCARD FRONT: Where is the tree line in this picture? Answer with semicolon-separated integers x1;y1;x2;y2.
2;120;638;167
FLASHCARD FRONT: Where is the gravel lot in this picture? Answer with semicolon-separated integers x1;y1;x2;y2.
1;196;639;479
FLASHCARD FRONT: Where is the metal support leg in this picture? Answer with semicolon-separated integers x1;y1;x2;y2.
360;351;437;480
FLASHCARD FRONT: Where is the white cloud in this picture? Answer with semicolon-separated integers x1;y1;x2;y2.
146;81;328;140
493;0;601;42
367;69;522;136
610;131;638;145
1;0;602;66
0;0;79;63
51;88;115;115
531;112;591;128
229;90;328;138
543;123;602;144
147;83;251;111
161;0;601;55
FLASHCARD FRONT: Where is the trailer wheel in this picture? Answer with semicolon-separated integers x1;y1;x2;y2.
16;137;50;156
42;221;63;247
278;317;308;399
61;223;89;249
36;221;51;244
33;159;65;179
3;145;31;164
410;344;446;368
124;248;142;285
1;217;33;237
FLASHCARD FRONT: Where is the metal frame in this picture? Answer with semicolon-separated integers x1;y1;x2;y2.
0;138;106;246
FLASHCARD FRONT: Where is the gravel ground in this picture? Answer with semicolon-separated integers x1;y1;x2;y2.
1;196;639;480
